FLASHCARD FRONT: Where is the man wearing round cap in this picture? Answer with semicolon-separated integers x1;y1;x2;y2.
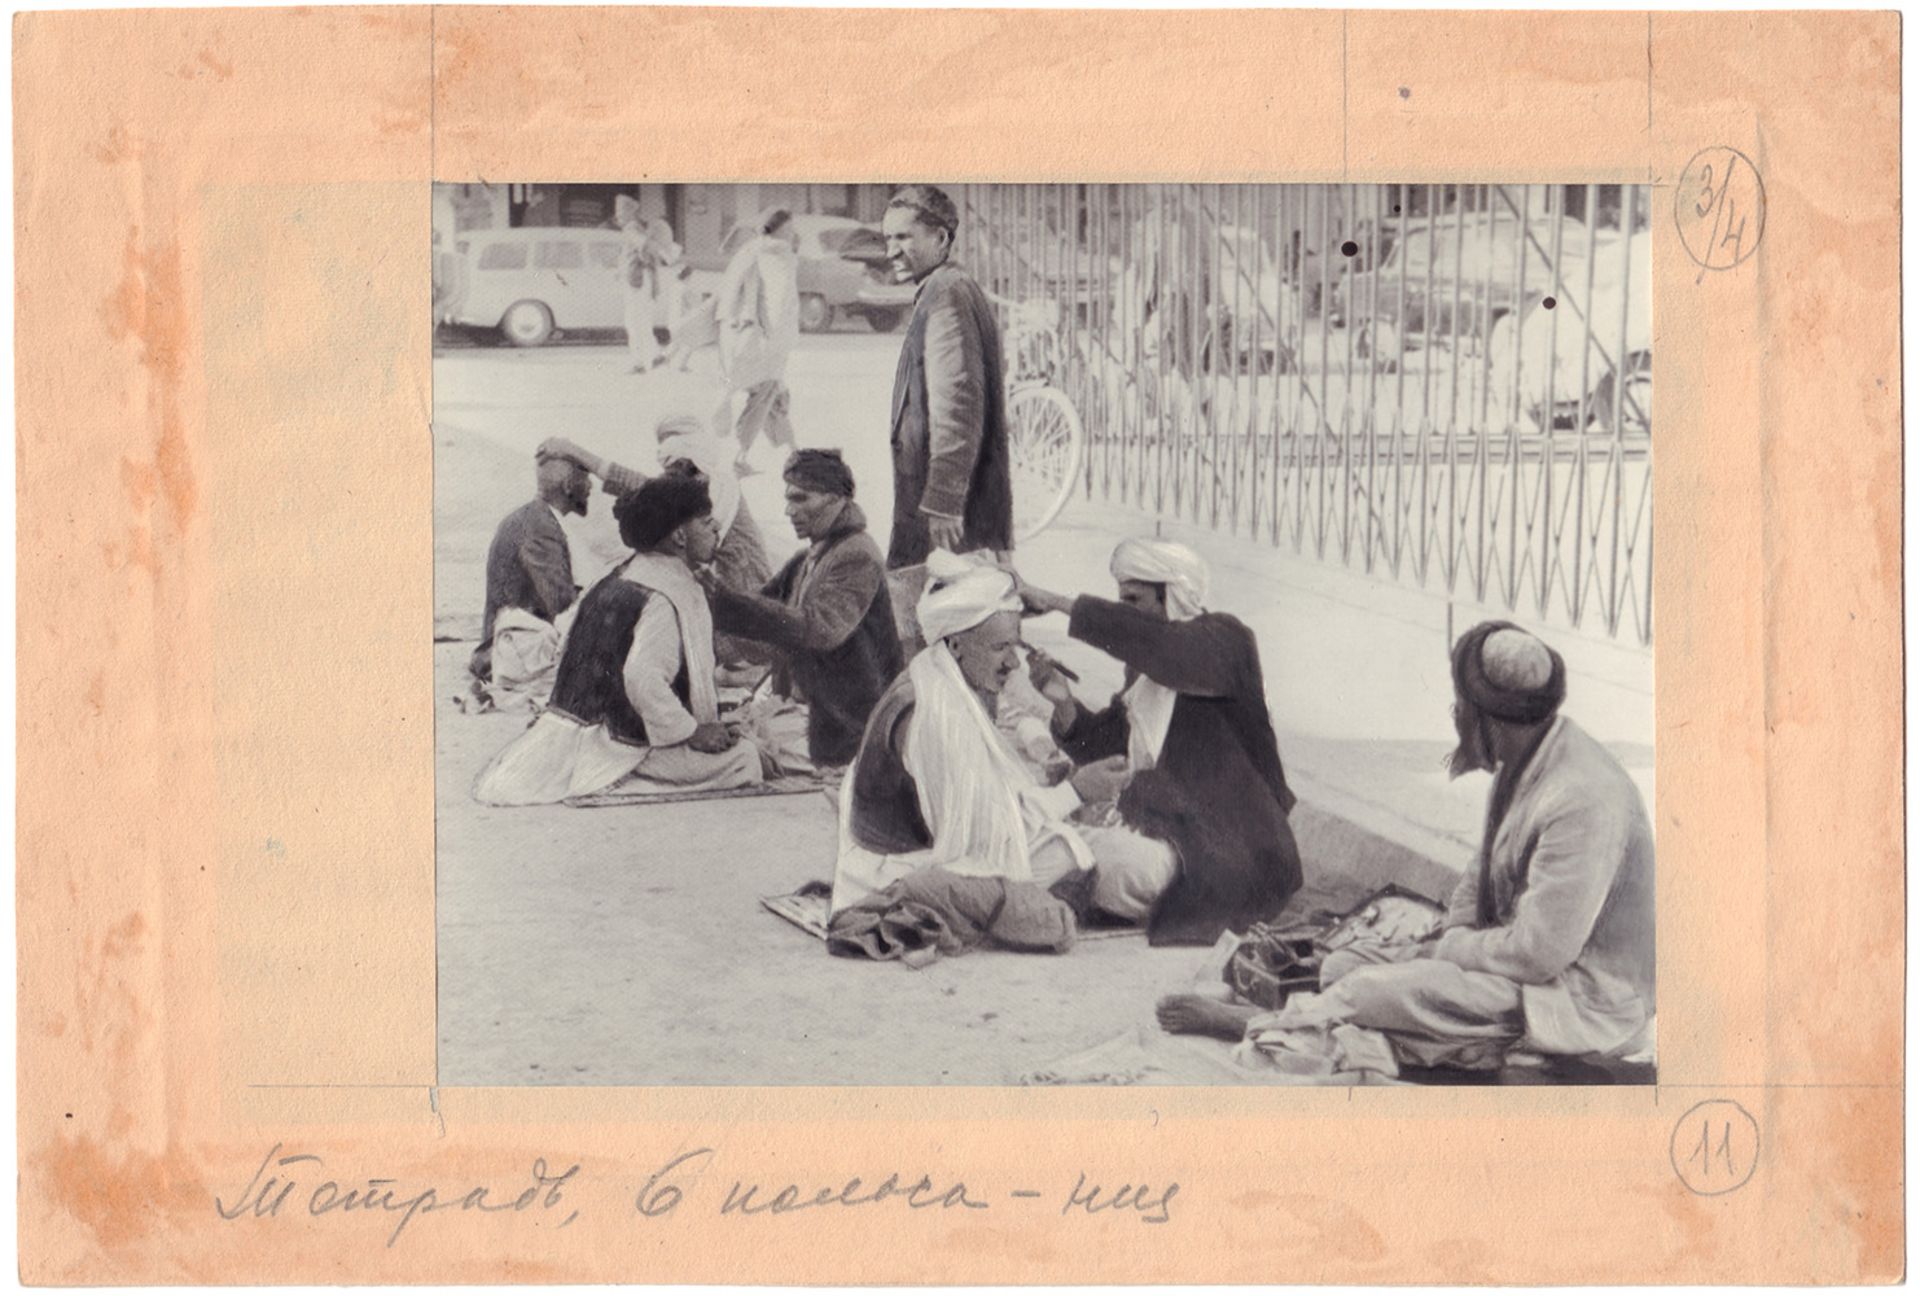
881;185;1012;570
1018;538;1303;946
704;449;903;772
472;475;763;805
540;418;774;675
1158;620;1656;1074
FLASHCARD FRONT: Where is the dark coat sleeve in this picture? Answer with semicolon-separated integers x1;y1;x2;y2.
708;542;882;654
1053;694;1131;766
519;516;578;620
1067;596;1246;696
918;274;990;519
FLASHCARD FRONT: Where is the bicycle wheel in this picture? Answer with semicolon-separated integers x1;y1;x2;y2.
1007;383;1085;543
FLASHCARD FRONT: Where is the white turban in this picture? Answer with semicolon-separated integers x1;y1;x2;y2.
1110;538;1209;621
915;550;1021;644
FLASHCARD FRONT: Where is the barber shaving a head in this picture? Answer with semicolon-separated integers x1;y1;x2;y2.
1015;538;1304;946
832;550;1202;947
831;551;1084;916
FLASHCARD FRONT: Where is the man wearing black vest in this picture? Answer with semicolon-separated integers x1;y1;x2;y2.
471;475;762;805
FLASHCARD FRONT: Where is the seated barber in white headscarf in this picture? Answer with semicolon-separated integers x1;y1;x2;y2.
1019;538;1302;945
830;550;1178;939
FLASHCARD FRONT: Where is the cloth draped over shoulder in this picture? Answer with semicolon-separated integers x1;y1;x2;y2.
600;454;772;668
470;553;729;805
835;657;1082;910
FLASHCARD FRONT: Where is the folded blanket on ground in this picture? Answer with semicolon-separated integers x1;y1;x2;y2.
827;869;1076;967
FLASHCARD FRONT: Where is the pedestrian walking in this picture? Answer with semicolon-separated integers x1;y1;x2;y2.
618;196;681;373
714;208;802;476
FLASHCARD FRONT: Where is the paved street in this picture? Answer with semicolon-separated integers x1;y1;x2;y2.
432;331;1653;1086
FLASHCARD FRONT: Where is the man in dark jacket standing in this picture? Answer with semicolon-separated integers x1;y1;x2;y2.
1019;539;1304;946
705;449;903;769
881;184;1012;569
469;448;590;683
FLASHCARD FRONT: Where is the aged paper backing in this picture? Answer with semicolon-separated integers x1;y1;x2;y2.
14;7;1902;1282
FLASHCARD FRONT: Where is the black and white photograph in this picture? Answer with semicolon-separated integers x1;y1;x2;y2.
431;180;1655;1088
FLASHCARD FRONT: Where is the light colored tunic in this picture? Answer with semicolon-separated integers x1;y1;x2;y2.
1281;716;1656;1063
472;565;760;806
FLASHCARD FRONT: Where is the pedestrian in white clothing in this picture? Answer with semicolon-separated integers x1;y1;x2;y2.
619;196;681;374
714;207;802;475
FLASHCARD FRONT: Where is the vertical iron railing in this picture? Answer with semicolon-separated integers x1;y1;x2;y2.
952;182;1655;649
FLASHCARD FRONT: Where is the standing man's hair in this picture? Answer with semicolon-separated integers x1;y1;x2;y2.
784;448;856;499
760;208;794;237
886;185;959;238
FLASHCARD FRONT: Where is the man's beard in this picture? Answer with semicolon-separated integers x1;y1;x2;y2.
1447;700;1495;779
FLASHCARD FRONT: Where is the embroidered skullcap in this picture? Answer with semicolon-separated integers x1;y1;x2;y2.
784;448;856;498
1451;620;1566;724
916;549;1020;643
1110;538;1209;621
614;474;712;552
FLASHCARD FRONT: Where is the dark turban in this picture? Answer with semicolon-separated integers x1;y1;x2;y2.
1451;620;1566;724
614;474;712;551
784;448;855;498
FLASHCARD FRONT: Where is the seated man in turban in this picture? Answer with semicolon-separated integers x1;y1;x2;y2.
702;449;903;773
538;417;773;676
471;476;763;806
1017;538;1303;945
466;445;593;710
827;553;1180;960
1157;621;1656;1075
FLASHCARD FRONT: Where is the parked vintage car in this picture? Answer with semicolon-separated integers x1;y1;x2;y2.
1333;212;1606;361
1486;229;1653;433
437;227;632;346
440;215;915;347
1104;224;1312;375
